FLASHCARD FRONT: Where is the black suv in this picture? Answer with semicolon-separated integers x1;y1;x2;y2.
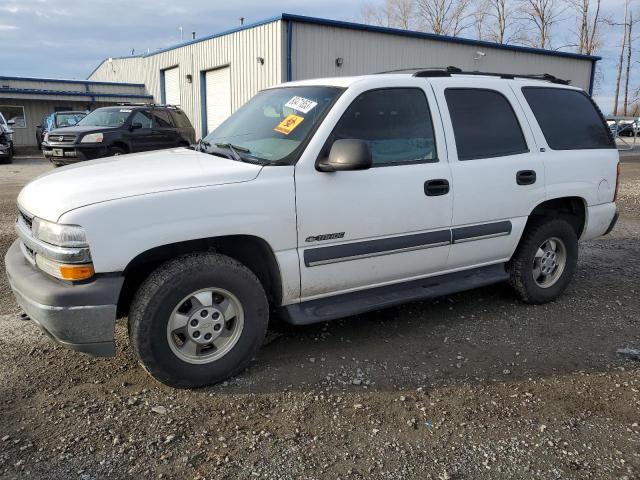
42;105;196;166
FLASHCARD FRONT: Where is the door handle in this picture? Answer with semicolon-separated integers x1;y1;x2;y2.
424;179;450;196
516;170;537;186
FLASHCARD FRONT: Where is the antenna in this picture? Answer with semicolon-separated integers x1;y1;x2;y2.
240;17;245;26
179;26;183;42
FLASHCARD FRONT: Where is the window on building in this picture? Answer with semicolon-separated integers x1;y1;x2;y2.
522;87;614;150
152;110;174;128
445;89;528;160
0;106;26;128
328;88;437;166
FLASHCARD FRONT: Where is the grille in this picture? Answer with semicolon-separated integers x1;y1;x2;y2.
48;134;77;143
19;210;33;230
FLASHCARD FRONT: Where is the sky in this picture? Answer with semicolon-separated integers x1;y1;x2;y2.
0;0;635;114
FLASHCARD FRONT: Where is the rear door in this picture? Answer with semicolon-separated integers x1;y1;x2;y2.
151;109;179;149
431;78;545;269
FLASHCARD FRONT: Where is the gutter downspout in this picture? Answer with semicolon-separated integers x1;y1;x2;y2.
286;21;293;82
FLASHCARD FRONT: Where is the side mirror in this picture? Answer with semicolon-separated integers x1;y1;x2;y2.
130;122;143;131
317;139;372;172
7;120;15;126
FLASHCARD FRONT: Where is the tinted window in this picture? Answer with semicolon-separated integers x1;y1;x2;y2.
131;110;153;129
153;110;174;128
445;89;528;160
522;87;614;150
329;88;436;166
170;110;191;128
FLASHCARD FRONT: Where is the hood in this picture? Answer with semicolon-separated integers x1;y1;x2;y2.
18;148;262;221
47;125;118;137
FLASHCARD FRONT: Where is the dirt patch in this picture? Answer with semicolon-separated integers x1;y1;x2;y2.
0;156;639;479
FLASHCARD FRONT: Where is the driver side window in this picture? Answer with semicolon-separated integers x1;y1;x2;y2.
131;111;153;129
328;88;437;167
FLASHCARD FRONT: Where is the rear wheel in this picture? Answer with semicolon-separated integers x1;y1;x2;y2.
128;253;269;388
507;218;578;304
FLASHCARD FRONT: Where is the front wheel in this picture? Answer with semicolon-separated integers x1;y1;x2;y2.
128;253;268;388
507;218;578;304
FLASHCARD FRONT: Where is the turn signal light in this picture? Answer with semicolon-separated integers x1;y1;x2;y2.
36;255;95;281
59;264;95;281
614;162;621;202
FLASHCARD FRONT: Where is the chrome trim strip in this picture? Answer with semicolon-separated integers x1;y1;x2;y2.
453;231;511;243
15;218;91;264
306;241;450;267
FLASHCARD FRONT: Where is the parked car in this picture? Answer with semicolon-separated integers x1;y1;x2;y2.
0;112;15;155
36;111;87;149
41;105;195;166
0;124;12;163
6;71;619;388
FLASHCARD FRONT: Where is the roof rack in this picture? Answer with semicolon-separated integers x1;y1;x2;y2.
411;66;570;85
116;102;181;108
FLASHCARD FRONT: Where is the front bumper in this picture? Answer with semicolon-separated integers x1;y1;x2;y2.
42;142;108;163
5;240;124;357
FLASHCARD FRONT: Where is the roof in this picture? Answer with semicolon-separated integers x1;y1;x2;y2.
0;88;152;100
87;13;600;79
0;75;145;88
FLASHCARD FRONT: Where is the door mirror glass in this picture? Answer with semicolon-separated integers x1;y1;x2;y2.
130;122;143;131
318;139;372;172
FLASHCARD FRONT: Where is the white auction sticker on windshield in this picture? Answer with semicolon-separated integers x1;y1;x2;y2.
285;96;318;114
120;109;132;113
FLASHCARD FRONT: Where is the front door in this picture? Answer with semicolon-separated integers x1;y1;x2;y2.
127;110;155;152
430;78;546;269
295;85;453;301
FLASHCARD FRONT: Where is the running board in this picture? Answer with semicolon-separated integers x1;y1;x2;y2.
284;264;509;325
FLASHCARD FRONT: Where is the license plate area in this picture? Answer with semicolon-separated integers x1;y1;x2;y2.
52;149;64;157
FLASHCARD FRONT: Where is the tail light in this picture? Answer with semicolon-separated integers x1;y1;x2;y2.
613;162;621;202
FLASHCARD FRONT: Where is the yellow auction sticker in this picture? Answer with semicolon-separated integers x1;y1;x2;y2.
274;114;304;135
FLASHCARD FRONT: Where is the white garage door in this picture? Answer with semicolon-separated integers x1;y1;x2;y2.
164;67;180;106
205;67;231;134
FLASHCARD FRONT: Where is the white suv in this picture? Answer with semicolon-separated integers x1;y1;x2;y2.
5;70;619;388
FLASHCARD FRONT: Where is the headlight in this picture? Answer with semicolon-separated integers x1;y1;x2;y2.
81;133;104;143
32;217;88;247
35;255;94;281
44;133;49;142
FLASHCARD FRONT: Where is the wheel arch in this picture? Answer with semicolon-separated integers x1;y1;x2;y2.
525;196;587;239
110;141;130;153
117;235;283;318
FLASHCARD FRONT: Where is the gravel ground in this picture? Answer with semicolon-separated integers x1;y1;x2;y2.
1;155;640;480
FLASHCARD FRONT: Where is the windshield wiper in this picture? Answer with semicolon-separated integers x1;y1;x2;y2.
214;142;268;165
215;142;248;161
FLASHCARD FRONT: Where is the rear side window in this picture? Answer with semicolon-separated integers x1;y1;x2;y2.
153;110;174;128
329;88;437;166
522;87;614;150
170;110;191;129
445;89;528;160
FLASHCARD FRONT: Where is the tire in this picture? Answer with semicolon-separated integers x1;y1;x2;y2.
108;146;126;157
128;253;269;388
507;218;578;304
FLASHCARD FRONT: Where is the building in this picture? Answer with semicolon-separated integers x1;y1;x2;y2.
0;76;152;147
88;13;600;141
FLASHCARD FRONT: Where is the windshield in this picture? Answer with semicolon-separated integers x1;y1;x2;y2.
202;86;342;163
78;108;131;127
56;113;86;127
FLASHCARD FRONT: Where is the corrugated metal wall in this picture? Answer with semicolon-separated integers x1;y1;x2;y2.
90;20;284;139
289;23;593;91
0;98;115;146
0;77;146;96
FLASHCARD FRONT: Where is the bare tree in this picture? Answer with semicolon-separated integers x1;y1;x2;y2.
612;0;629;116
567;0;603;55
360;0;418;29
416;0;474;36
471;0;491;40
485;0;520;43
517;0;565;49
622;9;638;115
